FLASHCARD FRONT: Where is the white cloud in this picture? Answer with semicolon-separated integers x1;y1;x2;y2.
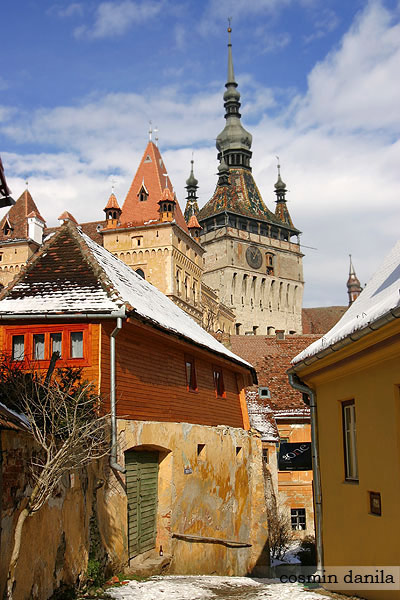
303;8;339;43
75;0;164;39
56;3;84;18
2;1;400;308
293;2;400;133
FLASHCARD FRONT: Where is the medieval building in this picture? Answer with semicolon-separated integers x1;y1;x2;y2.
196;27;304;336
0;28;304;338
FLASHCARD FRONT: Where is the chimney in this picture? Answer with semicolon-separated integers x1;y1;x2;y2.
275;330;285;340
27;212;45;245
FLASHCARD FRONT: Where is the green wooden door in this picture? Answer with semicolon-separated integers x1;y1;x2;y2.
125;450;159;558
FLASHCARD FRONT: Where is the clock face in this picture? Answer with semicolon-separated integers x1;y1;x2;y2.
246;245;262;269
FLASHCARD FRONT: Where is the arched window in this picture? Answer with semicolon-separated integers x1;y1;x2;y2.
135;268;145;279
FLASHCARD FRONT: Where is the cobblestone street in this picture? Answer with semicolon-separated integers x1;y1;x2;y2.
106;576;358;600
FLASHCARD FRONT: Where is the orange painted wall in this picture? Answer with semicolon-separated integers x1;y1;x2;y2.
0;321;101;388
100;320;247;428
277;421;314;536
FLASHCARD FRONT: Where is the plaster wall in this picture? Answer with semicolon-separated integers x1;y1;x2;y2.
277;423;314;537
299;326;400;600
0;430;98;600
100;419;269;576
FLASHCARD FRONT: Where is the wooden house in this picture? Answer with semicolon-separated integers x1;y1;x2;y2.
0;221;269;593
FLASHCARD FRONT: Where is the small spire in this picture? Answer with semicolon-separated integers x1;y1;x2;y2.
154;125;159;147
227;17;235;84
347;254;362;306
25;180;29;189
184;156;200;222
349;254;356;277
163;173;169;189
148;121;152;141
274;156;286;191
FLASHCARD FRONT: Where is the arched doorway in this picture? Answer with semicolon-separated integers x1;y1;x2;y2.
125;449;159;558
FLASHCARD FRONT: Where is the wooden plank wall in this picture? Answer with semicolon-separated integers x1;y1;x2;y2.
100;320;245;428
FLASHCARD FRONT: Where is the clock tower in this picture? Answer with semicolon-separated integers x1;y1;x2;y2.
197;26;304;335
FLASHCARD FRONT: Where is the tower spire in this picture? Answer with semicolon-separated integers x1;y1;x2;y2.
184;156;200;222
227;17;235;84
216;21;252;174
347;254;362;305
274;159;294;228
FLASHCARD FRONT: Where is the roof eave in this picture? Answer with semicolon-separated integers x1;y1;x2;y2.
289;304;400;373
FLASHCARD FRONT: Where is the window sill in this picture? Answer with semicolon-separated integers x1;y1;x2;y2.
342;479;359;485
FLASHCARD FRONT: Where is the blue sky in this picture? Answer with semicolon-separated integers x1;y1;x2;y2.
2;0;400;306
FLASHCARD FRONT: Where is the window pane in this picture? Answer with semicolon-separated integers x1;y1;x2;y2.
186;361;193;388
51;333;62;358
12;335;24;361
343;402;358;480
33;334;45;360
70;332;83;358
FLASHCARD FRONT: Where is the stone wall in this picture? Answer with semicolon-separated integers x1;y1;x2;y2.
100;420;269;576
0;429;101;600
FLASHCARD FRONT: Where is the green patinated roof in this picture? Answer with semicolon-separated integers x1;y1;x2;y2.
198;168;298;232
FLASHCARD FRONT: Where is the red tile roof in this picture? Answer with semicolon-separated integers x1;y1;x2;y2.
302;306;348;334
0;190;45;242
231;334;321;416
58;211;78;224
121;142;189;233
187;214;202;229
45;220;104;245
104;193;121;211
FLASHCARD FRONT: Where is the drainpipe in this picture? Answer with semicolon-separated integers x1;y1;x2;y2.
110;317;125;473
288;372;323;574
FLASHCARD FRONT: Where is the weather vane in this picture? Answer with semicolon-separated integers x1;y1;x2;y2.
154;125;159;147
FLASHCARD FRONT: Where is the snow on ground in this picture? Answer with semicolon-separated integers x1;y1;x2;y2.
106;575;339;600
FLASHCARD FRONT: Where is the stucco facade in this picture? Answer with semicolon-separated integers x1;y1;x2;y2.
201;227;303;335
100;420;269;576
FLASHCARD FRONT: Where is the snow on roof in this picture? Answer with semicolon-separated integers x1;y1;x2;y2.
0;223;254;373
293;239;400;365
81;231;253;370
246;390;279;442
0;401;30;430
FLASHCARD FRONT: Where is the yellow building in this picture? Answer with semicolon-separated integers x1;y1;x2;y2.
289;239;400;600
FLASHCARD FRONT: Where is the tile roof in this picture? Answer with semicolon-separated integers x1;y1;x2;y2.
58;211;78;223
0;402;30;431
45;220;104;245
0;222;254;375
246;389;279;442
0;190;45;243
104;193;121;211
187;214;202;229
198;168;299;233
302;306;348;334
231;334;318;416
121;141;189;233
293;239;400;365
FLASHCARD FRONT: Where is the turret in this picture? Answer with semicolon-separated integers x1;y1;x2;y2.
274;161;294;229
216;24;252;172
184;158;200;222
158;187;176;222
104;191;122;228
347;255;362;305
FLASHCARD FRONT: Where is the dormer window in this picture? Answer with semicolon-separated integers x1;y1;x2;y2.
138;183;149;202
3;220;12;236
